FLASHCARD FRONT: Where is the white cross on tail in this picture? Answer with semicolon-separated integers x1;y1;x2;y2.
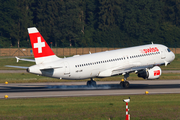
34;37;45;53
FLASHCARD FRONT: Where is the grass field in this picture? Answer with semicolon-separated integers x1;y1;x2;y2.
0;57;34;70
0;94;180;120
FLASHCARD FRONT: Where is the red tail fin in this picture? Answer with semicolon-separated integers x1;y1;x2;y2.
28;27;60;64
28;27;55;58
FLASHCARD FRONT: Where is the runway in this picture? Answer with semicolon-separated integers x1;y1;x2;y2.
0;80;180;98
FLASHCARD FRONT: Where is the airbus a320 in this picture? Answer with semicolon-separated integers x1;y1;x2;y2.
6;27;175;88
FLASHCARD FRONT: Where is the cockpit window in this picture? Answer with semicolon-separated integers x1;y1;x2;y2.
167;48;171;52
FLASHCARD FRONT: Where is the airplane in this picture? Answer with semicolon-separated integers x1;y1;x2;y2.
6;27;175;88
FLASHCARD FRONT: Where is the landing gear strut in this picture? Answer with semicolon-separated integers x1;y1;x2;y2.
120;73;130;88
87;78;96;87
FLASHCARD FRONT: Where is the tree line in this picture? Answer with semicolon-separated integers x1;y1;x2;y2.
0;0;180;48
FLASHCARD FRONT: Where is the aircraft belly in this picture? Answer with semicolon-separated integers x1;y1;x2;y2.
90;69;100;77
68;65;105;79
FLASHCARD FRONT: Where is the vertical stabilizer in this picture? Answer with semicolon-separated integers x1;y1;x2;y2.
28;27;60;64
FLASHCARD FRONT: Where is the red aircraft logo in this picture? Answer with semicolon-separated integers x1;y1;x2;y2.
154;70;160;76
141;47;159;54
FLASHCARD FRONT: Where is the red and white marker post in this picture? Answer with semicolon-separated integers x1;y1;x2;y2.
123;97;130;120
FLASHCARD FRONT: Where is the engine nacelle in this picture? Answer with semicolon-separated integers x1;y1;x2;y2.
137;66;162;80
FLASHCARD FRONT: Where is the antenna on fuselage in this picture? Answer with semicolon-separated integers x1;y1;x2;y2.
151;42;154;44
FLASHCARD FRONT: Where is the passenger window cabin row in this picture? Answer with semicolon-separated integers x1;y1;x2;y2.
75;51;160;68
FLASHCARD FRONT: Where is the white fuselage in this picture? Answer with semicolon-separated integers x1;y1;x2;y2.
28;44;175;80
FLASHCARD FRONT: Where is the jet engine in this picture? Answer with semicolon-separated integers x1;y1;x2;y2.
137;66;162;79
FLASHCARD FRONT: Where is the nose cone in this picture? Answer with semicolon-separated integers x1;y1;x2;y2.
172;52;175;61
172;53;175;60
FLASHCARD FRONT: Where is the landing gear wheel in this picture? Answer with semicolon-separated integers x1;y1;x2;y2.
123;81;129;88
87;79;96;87
120;81;124;87
91;81;96;87
87;81;91;87
120;81;129;88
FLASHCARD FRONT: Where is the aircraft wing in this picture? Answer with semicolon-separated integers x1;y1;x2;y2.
5;65;28;69
15;57;35;62
111;61;152;75
112;66;147;75
98;64;149;77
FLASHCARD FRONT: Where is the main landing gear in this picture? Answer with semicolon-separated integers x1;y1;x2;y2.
87;78;96;87
120;73;130;88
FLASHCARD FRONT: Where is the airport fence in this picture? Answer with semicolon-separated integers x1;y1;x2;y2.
0;47;179;57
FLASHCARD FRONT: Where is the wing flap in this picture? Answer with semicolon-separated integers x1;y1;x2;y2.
112;66;150;75
98;65;151;77
98;66;128;77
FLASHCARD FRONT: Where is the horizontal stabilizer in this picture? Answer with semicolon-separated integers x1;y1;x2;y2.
5;65;28;69
15;57;35;62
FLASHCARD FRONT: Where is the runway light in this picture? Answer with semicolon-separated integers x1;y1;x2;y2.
5;81;8;84
145;91;149;94
4;95;8;99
